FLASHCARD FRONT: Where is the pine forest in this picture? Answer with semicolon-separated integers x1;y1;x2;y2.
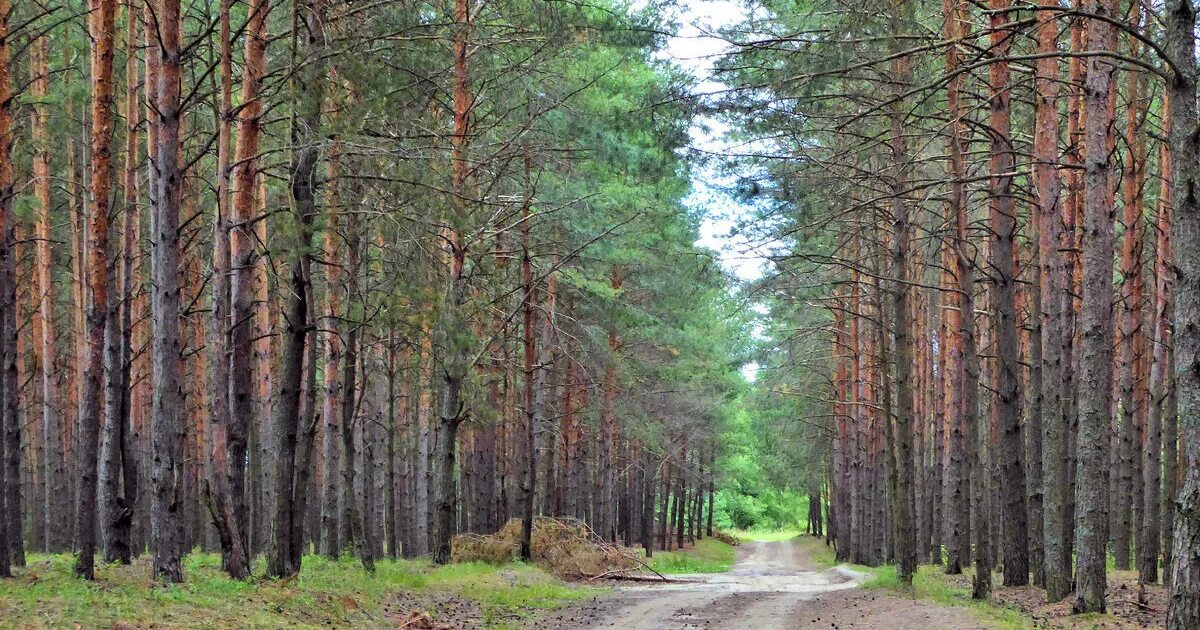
0;0;1199;628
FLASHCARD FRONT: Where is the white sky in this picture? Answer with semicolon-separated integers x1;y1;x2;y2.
651;0;768;380
654;0;768;284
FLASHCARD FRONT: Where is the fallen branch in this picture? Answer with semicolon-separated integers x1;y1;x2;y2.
1113;598;1161;613
583;569;694;583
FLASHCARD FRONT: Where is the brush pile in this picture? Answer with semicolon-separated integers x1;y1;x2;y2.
711;529;741;546
451;516;642;579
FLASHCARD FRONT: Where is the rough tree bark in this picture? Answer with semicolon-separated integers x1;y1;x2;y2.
203;0;250;579
887;0;917;586
941;0;970;576
230;0;270;542
1166;0;1200;624
600;268;622;543
962;119;986;602
149;0;187;583
267;0;328;578
1074;0;1118;613
99;2;141;566
1033;0;1068;600
0;0;13;580
1141;101;1170;587
335;216;374;574
1116;11;1147;574
1148;99;1173;588
519;178;538;561
987;0;1028;587
320;204;343;558
74;0;117;580
386;331;398;558
30;17;69;555
431;0;473;565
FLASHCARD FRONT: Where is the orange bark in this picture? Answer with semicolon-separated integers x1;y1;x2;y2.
0;0;13;579
74;0;117;580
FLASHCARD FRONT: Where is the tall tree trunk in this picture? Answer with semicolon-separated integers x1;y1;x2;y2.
1117;12;1147;574
0;0;13;579
660;450;671;551
700;446;710;535
1141;112;1169;587
386;332;398;558
1164;357;1179;588
231;0;270;544
69;127;86;536
203;0;249;579
1034;0;1069;601
1145;100;1172;588
674;449;686;551
941;0;971;576
601;268;622;543
335;215;373;574
961;134;986;601
413;330;432;556
267;0;328;578
1024;231;1044;588
148;0;186;583
1166;0;1200;623
251;174;273;557
986;0;1028;587
74;0;118;580
1062;6;1088;578
293;285;321;567
519;180;537;561
640;447;655;556
99;3;138;566
30;19;66;556
1074;0;1118;613
320;203;343;557
850;231;867;564
430;0;473;565
886;0;917;585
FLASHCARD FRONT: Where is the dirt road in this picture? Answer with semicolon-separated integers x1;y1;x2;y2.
535;539;992;629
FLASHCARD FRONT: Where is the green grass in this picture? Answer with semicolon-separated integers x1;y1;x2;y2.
0;552;595;629
785;537;1032;630
421;561;594;628
645;538;736;574
856;565;1032;630
728;529;803;543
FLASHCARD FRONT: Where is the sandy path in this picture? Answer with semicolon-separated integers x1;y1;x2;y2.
533;540;993;630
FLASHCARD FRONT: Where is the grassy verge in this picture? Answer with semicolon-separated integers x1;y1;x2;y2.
728;529;802;543
790;537;1033;630
645;538;736;574
0;552;595;629
857;566;1033;630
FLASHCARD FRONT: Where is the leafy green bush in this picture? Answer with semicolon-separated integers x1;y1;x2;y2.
713;487;809;531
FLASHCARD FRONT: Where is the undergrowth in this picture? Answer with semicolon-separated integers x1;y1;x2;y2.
857;565;1032;630
728;529;802;543
792;537;1031;630
0;552;593;629
645;538;735;574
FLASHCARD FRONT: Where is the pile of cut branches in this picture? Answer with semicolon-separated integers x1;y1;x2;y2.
451;516;657;580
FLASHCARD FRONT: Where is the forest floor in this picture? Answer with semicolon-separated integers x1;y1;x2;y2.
935;567;1167;629
0;542;1170;629
0;552;595;629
